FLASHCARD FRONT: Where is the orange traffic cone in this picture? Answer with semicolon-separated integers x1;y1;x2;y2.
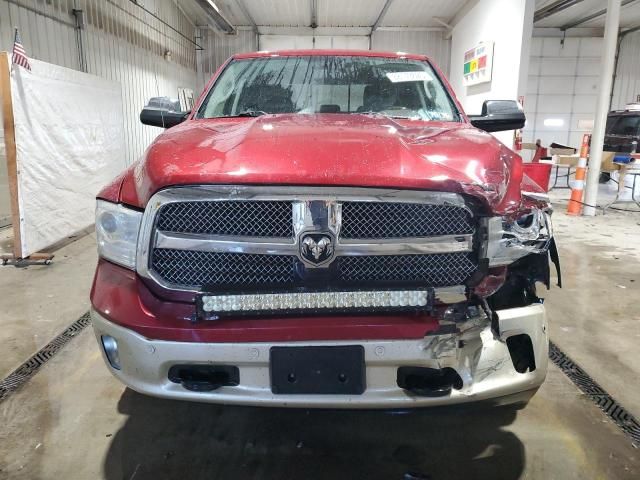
514;129;522;151
567;134;591;216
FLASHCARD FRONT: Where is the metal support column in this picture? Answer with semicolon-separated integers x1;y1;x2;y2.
583;0;621;215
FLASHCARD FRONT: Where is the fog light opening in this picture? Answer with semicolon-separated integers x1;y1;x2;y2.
101;335;121;370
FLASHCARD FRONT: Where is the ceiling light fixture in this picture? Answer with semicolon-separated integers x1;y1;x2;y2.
195;0;236;34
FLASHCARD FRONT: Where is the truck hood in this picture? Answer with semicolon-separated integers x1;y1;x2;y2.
121;114;523;213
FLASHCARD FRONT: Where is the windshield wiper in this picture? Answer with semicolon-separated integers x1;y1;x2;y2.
355;111;416;120
233;110;268;117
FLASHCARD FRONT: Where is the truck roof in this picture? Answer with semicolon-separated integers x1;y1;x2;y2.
610;103;640;115
608;110;640;117
232;49;430;62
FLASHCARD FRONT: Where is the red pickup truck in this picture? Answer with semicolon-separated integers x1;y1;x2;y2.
91;50;559;408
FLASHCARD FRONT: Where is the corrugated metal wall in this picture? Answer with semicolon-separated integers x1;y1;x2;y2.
0;0;198;165
371;30;451;75
612;30;640;109
196;27;257;92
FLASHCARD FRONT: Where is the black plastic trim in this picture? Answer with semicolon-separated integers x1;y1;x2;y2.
397;367;463;397
168;364;240;392
270;345;366;395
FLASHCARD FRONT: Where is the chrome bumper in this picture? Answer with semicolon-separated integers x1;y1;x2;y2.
91;304;548;408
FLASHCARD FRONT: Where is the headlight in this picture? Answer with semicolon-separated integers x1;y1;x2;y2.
96;200;142;269
508;209;551;242
483;208;553;267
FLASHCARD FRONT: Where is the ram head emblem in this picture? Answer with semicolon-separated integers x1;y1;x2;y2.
300;234;335;266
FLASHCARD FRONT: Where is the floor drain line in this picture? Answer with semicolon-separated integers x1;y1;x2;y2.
0;312;91;402
549;341;640;444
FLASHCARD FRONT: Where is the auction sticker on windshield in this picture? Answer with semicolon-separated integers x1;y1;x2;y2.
386;71;433;83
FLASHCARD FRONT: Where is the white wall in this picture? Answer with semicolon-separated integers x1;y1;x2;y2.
259;34;369;51
371;30;451;75
612;30;640;109
314;35;370;50
0;0;198;228
197;28;257;93
524;36;603;149
0;0;198;166
260;34;315;50
450;0;533;144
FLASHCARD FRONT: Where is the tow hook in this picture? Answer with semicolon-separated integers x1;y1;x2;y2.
397;367;463;397
168;365;239;392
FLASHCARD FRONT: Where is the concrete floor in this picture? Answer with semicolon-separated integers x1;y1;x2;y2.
0;228;96;379
0;330;637;480
545;208;640;417
0;189;639;479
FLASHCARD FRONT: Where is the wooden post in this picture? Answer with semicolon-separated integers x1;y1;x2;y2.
0;51;23;259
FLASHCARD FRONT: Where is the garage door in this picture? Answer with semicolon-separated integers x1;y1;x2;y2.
260;35;369;51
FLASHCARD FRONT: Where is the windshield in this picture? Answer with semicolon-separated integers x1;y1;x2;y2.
197;55;459;122
606;114;640;136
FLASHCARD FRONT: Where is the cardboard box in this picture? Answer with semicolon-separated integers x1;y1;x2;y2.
601;151;620;172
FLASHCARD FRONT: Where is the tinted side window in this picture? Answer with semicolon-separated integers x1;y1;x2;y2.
607;115;640;135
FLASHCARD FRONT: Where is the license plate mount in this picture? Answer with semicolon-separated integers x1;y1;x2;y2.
270;345;365;395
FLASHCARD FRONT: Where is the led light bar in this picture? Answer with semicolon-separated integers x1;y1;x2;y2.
200;290;430;315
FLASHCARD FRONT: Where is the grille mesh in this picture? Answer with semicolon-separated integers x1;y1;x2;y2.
340;202;473;238
338;253;477;286
152;249;297;287
156;201;293;237
149;196;479;291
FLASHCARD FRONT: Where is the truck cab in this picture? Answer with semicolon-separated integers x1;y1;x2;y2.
604;103;640;153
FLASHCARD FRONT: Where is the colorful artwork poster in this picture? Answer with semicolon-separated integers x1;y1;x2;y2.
463;42;494;87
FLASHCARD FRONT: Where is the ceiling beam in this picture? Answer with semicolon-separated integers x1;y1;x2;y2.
371;0;394;33
449;0;480;28
310;0;318;29
432;17;453;29
236;0;258;34
173;0;196;28
561;0;637;30
259;26;372;36
622;23;640;34
432;16;454;39
534;0;585;23
444;0;480;39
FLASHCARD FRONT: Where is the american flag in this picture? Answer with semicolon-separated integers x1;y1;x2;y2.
12;28;31;71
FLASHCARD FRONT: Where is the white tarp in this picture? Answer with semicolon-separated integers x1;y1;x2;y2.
10;58;126;257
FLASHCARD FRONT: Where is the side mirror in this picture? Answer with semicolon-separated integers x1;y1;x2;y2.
468;100;525;133
139;96;189;128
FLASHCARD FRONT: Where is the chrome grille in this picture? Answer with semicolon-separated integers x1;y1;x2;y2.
156;201;293;237
338;253;477;286
340;202;473;238
140;186;481;299
151;249;297;287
